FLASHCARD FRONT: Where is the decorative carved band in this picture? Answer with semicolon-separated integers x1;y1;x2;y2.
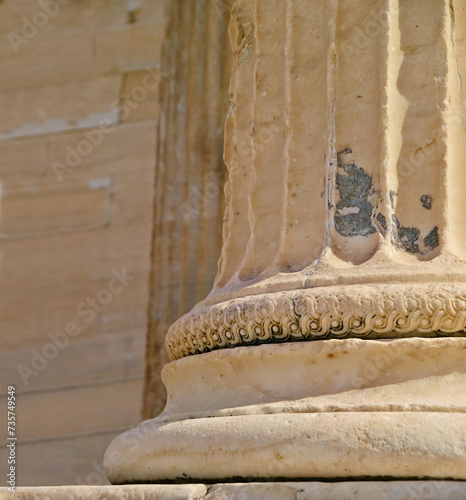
165;284;466;360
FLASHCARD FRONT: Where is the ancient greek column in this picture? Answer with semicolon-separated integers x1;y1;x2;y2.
105;0;466;483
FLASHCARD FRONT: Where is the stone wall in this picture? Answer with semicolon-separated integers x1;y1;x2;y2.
0;0;165;486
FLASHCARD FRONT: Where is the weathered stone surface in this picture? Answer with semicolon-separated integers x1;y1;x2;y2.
0;180;112;237
120;70;160;123
0;75;120;139
105;339;466;482
9;379;143;442
166;0;466;360
205;482;466;500
1;482;465;500
0;485;207;500
0;328;145;391
0;16;165;92
142;0;231;419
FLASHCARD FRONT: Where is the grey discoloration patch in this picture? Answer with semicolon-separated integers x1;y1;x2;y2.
389;191;396;209
421;195;432;209
334;148;376;237
332;148;439;252
392;216;420;253
424;226;439;251
392;216;440;254
376;212;387;232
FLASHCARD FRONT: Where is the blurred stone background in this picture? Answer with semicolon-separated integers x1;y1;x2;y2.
0;0;232;487
0;0;165;486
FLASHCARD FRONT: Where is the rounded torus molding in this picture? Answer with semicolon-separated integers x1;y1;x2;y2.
166;282;466;360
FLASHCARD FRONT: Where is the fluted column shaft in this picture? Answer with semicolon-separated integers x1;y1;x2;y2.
166;0;466;360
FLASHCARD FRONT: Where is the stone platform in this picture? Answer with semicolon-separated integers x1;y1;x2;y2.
1;482;466;500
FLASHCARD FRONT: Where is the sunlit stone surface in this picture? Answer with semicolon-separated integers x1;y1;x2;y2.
106;0;466;485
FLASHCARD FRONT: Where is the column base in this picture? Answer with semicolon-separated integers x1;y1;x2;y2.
104;338;466;483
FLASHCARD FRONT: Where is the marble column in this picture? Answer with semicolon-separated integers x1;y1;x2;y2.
105;0;466;483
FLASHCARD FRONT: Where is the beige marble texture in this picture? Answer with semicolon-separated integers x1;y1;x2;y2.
2;482;466;500
0;485;207;500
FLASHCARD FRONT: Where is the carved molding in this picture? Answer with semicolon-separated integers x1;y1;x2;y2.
166;284;466;360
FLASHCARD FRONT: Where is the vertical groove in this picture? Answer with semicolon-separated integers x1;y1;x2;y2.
142;0;180;419
394;0;446;260
239;0;259;280
433;0;451;255
380;0;402;248
196;0;228;300
330;0;382;264
178;0;207;315
166;1;191;321
215;0;255;288
215;8;233;282
445;0;466;257
276;0;292;271
238;0;287;280
304;0;338;288
276;0;328;273
324;0;338;258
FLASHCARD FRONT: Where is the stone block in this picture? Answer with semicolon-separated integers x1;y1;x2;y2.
0;485;207;500
0;21;163;92
0;76;120;139
0;431;120;486
45;121;157;181
0;0;127;39
1;378;143;442
94;24;164;74
0;181;112;238
0;224;151;296
0;328;145;392
120;70;161;123
112;169;155;225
